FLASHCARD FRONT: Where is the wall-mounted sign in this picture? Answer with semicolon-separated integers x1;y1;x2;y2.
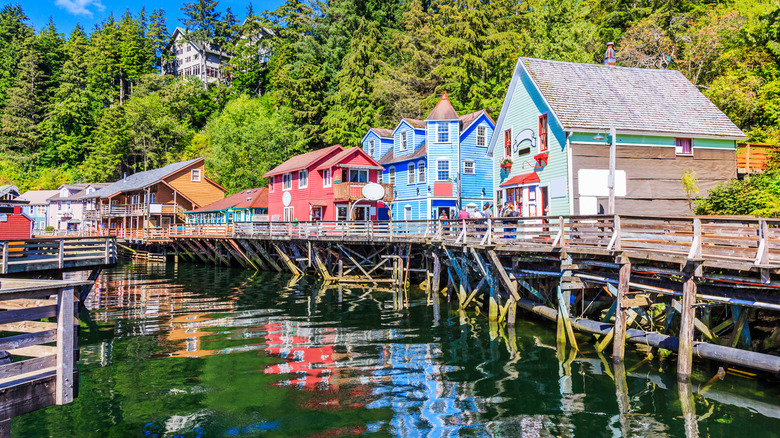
361;183;385;201
282;191;292;207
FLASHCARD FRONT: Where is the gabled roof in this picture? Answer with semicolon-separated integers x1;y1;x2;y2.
187;187;268;214
394;118;426;132
0;185;19;198
459;110;495;133
379;143;428;166
315;147;383;171
85;158;204;199
263;145;343;177
369;128;393;138
518;57;746;139
49;184;110;202
18;190;59;205
426;93;459;121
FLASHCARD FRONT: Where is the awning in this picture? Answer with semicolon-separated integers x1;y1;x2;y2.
309;200;328;206
500;172;540;187
67;219;82;224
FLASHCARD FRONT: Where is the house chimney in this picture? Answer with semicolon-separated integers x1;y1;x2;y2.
604;42;616;66
123;172;127;182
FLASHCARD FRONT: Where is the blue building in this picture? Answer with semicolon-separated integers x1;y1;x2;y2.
17;190;58;232
363;94;495;220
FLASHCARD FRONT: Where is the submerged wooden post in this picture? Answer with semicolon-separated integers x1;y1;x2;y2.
613;255;631;362
678;262;698;382
56;286;75;405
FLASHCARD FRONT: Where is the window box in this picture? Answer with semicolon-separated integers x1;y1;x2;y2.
500;158;513;171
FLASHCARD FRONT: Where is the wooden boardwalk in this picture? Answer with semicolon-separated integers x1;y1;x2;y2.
122;215;780;380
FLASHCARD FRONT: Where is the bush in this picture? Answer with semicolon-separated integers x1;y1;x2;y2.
695;171;780;217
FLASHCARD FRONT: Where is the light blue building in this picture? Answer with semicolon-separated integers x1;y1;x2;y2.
363;94;495;220
17;190;58;231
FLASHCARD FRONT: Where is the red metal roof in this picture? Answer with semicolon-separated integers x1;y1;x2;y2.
188;187;268;213
315;147;383;171
499;172;540;187
263;145;343;177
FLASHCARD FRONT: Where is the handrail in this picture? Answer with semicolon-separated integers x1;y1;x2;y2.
0;237;117;274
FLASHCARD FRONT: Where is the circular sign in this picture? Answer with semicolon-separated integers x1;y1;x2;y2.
361;182;385;201
282;191;292;207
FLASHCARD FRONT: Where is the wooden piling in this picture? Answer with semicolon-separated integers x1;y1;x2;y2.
613;256;631;363
677;262;698;382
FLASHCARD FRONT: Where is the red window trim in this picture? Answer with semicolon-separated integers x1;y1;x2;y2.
504;129;512;157
538;114;548;152
675;138;694;156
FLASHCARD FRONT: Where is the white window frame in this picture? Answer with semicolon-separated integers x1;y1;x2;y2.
322;169;331;188
437;160;450;181
191;169;201;182
298;169;308;188
368;139;375;157
400;131;408;151
476;125;487;147
464;160;475;175
282;173;292;190
284;206;294;221
408;163;416;184
418;161;426;183
389;167;396;185
437;122;449;143
675;138;694;156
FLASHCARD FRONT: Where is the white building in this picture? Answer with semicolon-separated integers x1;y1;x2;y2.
161;27;232;84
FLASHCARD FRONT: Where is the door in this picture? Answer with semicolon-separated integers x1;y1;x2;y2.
354;206;369;221
311;207;323;221
436;207;450;220
337;206;348;221
526;185;538;217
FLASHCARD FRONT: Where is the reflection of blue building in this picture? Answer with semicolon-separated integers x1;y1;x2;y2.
368;342;477;436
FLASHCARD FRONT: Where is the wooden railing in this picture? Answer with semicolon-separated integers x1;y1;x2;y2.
0;237;116;275
332;182;394;201
145;215;780;268
737;143;777;174
92;203;187;218
0;279;91;420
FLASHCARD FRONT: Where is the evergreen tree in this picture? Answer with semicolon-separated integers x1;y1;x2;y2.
0;5;33;109
34;19;66;103
118;10;153;103
522;0;599;63
0;37;46;158
81;106;131;182
87;14;121;107
148;9;170;69
226;4;271;96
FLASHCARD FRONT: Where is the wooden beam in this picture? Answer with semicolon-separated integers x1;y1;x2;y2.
248;240;282;272
273;243;303;276
677;263;698;382
613;260;631;362
487;250;520;301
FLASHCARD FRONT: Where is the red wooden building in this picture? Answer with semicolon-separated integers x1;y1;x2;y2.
0;206;32;239
264;145;392;222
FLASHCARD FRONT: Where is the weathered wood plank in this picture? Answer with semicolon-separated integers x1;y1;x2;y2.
56;286;74;405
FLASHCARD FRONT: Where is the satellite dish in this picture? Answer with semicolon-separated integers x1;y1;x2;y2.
361;183;385;201
282;191;292;207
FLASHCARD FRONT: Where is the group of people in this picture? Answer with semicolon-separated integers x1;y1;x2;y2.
438;202;523;221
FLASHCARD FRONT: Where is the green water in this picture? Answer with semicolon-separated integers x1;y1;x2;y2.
13;262;780;437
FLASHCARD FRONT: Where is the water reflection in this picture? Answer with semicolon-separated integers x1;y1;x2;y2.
11;262;780;437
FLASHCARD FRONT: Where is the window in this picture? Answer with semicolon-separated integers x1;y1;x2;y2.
186;45;191;52
408;163;416;184
322;169;331;187
389;167;396;185
404;205;412;220
477;125;487;147
283;173;292;190
538;114;548;152
438;122;449;143
437;160;449;181
191;169;201;182
418;161;426;183
504;129;512;157
676;138;693;156
349;169;368;183
58;201;62;211
368;139;375;157
284;206;294;221
298;169;308;188
464;160;475;175
400;131;408;151
269;177;274;192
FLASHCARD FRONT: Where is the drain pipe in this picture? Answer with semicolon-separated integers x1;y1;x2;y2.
514;297;780;376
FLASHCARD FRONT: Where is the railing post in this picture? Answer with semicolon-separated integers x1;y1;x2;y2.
559;216;566;246
104;238;111;264
608;215;621;251
58;239;65;269
1;242;7;274
688;217;702;260
755;219;769;265
56;285;75;405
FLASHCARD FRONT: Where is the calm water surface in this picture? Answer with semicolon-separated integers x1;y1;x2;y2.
13;262;780;437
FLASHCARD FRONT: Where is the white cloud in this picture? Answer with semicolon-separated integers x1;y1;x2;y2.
54;0;106;17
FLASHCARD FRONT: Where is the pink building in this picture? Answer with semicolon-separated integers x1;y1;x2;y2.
264;145;392;222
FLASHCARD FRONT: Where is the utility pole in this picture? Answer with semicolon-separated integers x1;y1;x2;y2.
608;127;617;215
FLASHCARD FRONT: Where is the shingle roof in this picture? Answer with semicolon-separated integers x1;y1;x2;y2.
187;187;268;213
315;148;383;171
85;158;204;199
48;184;110;202
425;93;459;121
369;128;393;138
379;143;428;165
459;110;494;132
403;118;426;129
263;146;343;177
18;190;59;205
519;57;746;139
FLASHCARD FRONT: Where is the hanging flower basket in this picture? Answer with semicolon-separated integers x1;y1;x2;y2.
500;158;513;171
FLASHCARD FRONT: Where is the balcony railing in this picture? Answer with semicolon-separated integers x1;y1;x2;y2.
333;182;394;201
89;203;186;218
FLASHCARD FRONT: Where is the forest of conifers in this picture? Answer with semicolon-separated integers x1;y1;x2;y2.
0;0;779;214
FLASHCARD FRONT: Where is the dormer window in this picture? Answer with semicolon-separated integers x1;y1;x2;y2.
676;138;693;156
400;131;408;151
437;123;449;143
477;125;487;147
191;169;201;182
369;139;375;157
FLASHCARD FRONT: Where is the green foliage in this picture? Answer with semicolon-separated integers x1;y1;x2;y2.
204;94;305;192
695;172;780;217
681;168;699;213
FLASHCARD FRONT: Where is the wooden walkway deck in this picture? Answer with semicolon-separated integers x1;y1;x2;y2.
0;237;116;275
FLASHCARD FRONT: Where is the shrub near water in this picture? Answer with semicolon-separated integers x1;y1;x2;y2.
695;171;780;217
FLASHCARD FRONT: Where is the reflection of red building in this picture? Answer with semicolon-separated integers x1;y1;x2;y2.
263;322;341;391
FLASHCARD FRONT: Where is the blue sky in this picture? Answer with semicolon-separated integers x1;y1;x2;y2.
16;0;286;35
